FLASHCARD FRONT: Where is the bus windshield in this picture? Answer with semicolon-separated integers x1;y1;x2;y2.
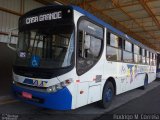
15;29;74;69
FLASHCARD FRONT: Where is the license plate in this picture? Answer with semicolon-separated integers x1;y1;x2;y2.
22;92;32;99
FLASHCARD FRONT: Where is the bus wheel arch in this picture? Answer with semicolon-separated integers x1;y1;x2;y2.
99;77;116;108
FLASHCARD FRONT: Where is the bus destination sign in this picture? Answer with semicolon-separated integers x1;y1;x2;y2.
25;11;62;25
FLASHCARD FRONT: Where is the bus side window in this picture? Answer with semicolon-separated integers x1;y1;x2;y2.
123;40;133;63
139;47;142;63
146;50;150;65
150;52;152;65
154;54;156;66
134;45;141;63
142;49;146;64
77;19;103;75
106;32;122;61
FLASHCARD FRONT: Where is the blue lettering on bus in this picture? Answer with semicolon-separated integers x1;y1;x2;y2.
23;78;48;87
23;78;33;85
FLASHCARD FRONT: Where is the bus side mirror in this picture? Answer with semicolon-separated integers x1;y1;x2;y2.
7;28;18;51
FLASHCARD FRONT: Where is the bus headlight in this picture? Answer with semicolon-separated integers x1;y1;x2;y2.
47;86;56;93
46;79;72;93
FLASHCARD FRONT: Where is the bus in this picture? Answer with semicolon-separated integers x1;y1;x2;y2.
157;53;160;78
11;5;157;110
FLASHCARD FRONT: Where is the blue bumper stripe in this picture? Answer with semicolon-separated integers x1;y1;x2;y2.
12;84;72;110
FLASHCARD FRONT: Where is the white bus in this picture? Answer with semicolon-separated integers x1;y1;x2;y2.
11;5;157;110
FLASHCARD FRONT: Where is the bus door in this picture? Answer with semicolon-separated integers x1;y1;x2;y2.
76;18;104;107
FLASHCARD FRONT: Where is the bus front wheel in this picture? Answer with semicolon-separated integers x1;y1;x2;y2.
100;81;114;109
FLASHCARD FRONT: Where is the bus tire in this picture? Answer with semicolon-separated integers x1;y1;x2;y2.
142;75;148;90
100;81;114;109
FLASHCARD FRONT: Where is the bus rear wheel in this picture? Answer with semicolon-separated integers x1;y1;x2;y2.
100;81;114;109
142;75;148;90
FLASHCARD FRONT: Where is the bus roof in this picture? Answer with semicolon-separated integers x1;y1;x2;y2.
72;5;157;53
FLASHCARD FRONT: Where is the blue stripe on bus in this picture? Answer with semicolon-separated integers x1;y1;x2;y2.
12;84;72;110
71;5;155;53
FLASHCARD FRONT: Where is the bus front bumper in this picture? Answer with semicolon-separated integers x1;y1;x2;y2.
12;84;72;110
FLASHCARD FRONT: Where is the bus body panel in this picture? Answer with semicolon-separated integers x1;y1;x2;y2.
12;84;72;110
73;10;107;107
12;5;157;110
103;61;156;95
13;72;60;88
56;68;78;109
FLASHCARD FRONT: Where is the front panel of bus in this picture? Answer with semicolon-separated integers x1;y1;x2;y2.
12;6;76;110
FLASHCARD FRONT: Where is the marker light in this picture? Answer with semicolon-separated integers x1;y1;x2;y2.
12;81;15;84
46;79;72;93
55;84;62;90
